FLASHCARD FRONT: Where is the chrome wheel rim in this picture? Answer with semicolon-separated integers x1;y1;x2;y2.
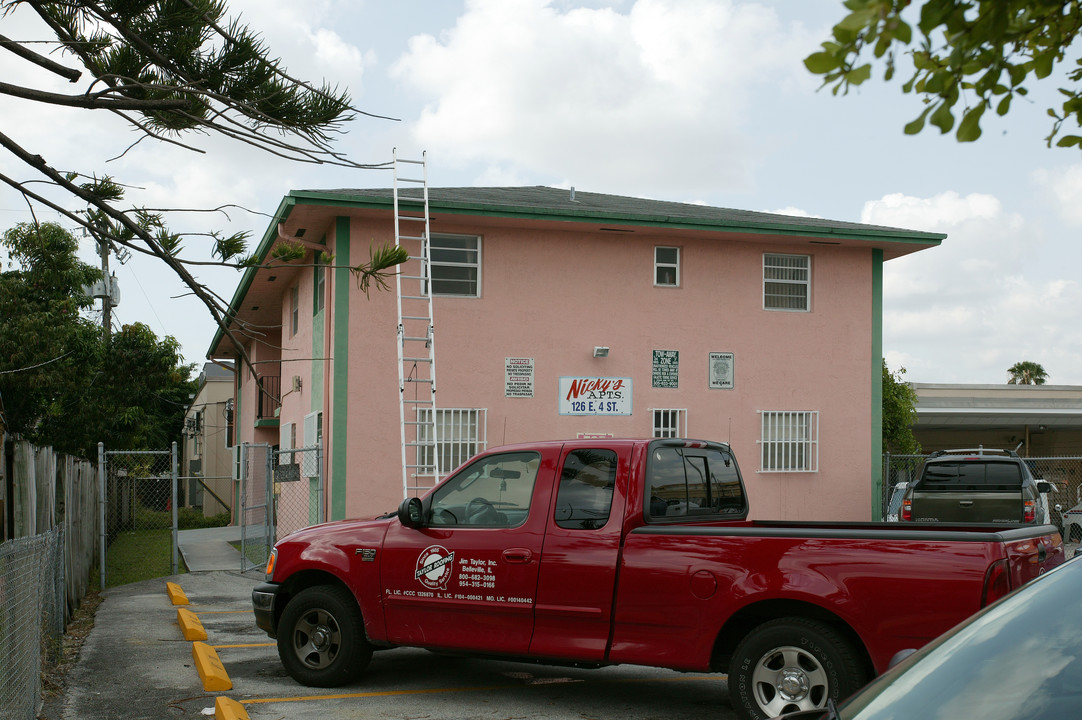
291;608;342;670
750;645;829;716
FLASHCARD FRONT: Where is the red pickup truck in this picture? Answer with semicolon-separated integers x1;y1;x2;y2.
252;438;1064;720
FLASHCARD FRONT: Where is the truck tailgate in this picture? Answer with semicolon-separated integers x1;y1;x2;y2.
1002;525;1065;589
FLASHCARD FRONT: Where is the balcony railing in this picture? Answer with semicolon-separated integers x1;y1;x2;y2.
256;375;281;420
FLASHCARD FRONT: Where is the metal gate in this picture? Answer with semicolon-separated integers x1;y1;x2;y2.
97;442;178;588
238;442;323;572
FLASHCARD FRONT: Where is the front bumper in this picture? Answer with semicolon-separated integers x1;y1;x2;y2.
252;581;281;638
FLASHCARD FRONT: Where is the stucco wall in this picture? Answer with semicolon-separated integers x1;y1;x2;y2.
323;215;874;522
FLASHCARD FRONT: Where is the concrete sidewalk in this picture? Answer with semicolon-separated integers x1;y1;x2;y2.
177;525;260;572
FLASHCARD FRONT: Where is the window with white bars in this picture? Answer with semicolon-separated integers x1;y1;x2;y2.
417;408;487;476
652;409;687;438
759;410;818;472
763;253;810;311
430;234;481;297
654;246;680;286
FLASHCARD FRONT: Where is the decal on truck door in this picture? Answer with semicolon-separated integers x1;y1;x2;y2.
415;545;455;590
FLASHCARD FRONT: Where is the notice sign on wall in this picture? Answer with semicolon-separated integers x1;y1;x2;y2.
709;352;735;389
652;350;679;388
505;357;535;398
559;377;633;415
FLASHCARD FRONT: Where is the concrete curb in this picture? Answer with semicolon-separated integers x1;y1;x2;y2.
166;581;189;605
177;607;208;641
214;696;250;720
192;641;232;691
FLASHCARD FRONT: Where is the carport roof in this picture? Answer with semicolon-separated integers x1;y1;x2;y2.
914;383;1082;429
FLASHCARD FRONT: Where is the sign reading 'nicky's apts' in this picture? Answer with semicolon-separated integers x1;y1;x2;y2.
559;377;633;415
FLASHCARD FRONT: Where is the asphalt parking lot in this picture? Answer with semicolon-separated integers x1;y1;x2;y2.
46;567;735;720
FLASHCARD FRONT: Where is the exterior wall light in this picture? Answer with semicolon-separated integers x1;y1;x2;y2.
593;346;610;358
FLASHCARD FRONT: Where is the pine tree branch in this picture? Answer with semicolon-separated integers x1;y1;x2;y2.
0;80;190;109
0;32;81;81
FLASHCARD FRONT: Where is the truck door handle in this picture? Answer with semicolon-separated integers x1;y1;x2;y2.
958;500;974;507
502;548;533;564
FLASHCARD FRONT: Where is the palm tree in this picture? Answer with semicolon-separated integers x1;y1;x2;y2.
1007;361;1049;385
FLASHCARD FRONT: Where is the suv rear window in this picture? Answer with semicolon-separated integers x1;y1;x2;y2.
922;461;1022;488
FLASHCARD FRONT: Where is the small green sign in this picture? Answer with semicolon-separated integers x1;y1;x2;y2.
652;350;679;388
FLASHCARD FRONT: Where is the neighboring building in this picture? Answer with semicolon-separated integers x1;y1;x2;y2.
208;186;943;523
182;361;235;517
913;383;1082;455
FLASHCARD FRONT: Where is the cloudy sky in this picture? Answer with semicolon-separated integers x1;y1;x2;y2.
3;0;1082;384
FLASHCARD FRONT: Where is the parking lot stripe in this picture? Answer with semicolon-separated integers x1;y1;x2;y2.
177;608;208;641
212;643;276;649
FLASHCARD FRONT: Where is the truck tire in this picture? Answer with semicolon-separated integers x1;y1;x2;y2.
277;584;372;687
729;617;866;720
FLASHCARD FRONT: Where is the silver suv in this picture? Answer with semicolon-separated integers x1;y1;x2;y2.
901;448;1054;525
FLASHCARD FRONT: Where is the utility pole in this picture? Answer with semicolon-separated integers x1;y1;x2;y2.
100;237;111;343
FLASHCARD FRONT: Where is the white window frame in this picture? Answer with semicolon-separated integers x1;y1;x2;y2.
654;246;680;287
651;408;687;438
763;253;811;311
759;410;819;472
429;233;481;298
417;408;487;476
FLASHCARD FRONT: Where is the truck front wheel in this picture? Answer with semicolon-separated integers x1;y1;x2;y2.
277;584;372;687
729;617;866;720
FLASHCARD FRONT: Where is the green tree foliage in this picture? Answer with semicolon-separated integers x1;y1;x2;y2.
806;0;1082;148
883;360;922;454
1007;360;1049;384
0;222;196;457
0;1;405;364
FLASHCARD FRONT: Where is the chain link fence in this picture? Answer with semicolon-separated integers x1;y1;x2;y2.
883;453;1082;538
274;445;323;537
238;443;323;572
239;443;271;572
100;446;178;585
0;527;65;720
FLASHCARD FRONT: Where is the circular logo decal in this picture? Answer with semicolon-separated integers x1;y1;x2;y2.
415;545;455;590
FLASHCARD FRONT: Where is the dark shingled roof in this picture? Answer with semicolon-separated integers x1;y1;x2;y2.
291;186;945;241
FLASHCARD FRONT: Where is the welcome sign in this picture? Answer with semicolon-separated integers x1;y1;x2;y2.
558;377;633;415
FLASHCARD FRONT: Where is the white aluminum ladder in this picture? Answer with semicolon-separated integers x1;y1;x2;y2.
393;150;440;497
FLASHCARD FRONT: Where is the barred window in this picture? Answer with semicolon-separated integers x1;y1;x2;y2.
417;408;487;476
760;410;818;472
652;409;687;438
430;234;481;297
764;253;810;311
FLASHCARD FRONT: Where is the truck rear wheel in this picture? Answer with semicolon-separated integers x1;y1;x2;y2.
277;584;372;687
729;617;866;720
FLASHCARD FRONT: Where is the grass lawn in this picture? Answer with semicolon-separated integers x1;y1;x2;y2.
105;527;185;587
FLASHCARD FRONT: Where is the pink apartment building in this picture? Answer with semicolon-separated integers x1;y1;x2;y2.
208;186;943;526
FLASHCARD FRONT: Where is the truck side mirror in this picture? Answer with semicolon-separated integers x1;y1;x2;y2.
1037;481;1054;494
398;497;425;529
